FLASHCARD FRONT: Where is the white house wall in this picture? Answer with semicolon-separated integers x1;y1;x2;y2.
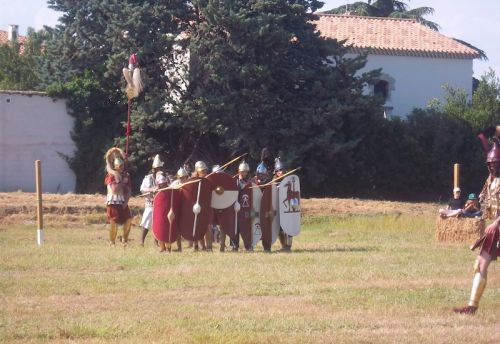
347;53;473;117
0;92;76;192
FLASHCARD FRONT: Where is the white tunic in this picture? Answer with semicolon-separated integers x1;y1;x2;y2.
140;174;156;229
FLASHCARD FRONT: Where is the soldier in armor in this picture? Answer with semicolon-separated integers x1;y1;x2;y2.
192;161;210;251
274;157;293;251
139;154;165;246
104;148;132;246
255;147;274;184
170;167;189;187
453;139;500;314
169;167;190;250
236;160;254;251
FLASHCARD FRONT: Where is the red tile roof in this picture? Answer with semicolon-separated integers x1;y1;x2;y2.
0;30;27;54
314;14;481;59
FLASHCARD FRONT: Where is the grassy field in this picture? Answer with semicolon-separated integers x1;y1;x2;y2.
0;195;499;343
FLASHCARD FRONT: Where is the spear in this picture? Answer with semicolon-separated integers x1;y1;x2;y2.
136;178;201;197
206;153;248;178
250;167;302;189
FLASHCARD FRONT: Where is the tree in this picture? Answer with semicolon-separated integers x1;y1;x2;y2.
0;28;47;90
441;69;500;132
41;0;192;192
139;0;383;194
325;0;439;30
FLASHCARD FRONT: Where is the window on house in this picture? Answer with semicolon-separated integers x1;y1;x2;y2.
374;80;389;101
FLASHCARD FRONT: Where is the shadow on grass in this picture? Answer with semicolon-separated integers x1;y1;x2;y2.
277;246;378;253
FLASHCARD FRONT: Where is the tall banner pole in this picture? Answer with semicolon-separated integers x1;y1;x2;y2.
35;160;44;246
454;163;460;189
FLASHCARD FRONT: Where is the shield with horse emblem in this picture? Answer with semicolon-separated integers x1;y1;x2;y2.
152;189;181;243
260;183;280;247
278;175;301;236
206;172;239;240
178;178;213;241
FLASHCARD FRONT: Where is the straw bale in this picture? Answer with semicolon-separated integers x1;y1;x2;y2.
435;216;485;243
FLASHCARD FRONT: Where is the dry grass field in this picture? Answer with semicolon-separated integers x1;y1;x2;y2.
0;192;499;343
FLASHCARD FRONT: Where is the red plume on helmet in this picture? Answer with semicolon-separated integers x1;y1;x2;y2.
486;138;500;163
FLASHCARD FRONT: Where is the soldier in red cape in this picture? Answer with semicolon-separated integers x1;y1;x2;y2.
104;148;132;246
454;139;500;314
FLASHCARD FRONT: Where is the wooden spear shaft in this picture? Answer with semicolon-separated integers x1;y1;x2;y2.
35;160;44;246
454;163;460;189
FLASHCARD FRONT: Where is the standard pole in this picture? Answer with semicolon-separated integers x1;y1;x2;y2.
35;160;44;246
453;163;460;189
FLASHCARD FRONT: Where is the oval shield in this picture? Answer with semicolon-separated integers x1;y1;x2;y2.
178;178;213;241
278;175;301;236
238;181;253;247
251;184;262;247
152;189;181;243
260;183;279;248
206;172;238;209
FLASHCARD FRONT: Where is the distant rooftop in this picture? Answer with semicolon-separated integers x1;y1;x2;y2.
314;14;481;59
0;29;27;54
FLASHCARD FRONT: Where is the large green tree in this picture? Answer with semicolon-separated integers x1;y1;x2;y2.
41;0;192;192
127;0;383;194
325;0;439;30
0;28;48;90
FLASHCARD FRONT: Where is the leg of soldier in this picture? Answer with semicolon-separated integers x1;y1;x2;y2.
205;227;213;251
159;241;166;252
109;220;118;246
231;232;240;251
278;230;286;248
220;230;226;252
122;218;132;246
175;234;182;252
140;227;149;247
285;235;293;251
453;251;492;314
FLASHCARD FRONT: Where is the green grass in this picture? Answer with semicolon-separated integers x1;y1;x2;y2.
0;214;499;343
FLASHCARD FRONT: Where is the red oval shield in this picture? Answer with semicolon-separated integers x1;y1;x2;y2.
152;189;181;243
178;178;213;241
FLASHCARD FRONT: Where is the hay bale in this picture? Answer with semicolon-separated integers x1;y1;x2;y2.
435;216;485;243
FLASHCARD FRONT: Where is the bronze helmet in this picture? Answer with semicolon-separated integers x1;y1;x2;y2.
486;138;500;163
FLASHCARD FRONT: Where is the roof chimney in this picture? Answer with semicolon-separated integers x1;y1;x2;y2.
8;25;19;42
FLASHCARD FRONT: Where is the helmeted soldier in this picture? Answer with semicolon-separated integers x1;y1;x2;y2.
230;160;253;251
170;167;189;187
454;139;500;314
191;161;210;251
274;157;293;251
255;147;274;185
139;154;166;246
104;147;132;246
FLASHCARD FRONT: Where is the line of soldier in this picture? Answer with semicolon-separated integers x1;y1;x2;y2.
104;147;295;252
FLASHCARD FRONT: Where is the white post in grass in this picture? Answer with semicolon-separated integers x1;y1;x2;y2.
35;160;44;246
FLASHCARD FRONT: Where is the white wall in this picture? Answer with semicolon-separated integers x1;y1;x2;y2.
0;92;76;192
348;54;474;118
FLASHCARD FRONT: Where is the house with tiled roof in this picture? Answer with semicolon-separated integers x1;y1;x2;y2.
315;14;481;118
0;25;27;54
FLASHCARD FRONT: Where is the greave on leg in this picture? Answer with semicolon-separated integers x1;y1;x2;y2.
123;218;132;243
468;272;487;307
109;221;118;244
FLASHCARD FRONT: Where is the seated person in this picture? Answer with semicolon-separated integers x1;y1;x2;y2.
462;193;482;218
439;187;464;218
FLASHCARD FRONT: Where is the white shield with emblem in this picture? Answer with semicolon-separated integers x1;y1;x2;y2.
251;184;263;246
278;175;301;236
